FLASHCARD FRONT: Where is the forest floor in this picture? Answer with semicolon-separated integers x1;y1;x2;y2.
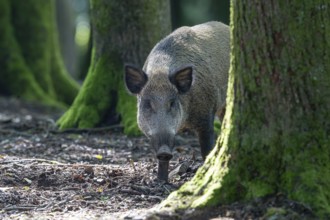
0;97;316;220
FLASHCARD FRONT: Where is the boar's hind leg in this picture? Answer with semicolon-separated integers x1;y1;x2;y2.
197;115;215;160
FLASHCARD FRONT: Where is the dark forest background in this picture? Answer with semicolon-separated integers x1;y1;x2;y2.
56;0;229;80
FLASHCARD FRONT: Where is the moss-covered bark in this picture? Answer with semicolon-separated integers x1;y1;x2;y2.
160;0;330;218
0;0;79;107
57;0;171;135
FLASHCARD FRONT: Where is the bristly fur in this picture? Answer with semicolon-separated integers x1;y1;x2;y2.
124;21;230;180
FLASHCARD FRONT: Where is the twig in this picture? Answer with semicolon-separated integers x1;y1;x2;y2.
52;193;76;208
129;159;136;172
3;205;38;211
0;158;119;168
61;187;81;191
119;189;141;195
55;197;71;207
148;195;164;202
162;185;171;194
130;184;151;194
50;125;123;134
0;129;33;137
36;201;54;211
102;187;120;195
0;158;66;165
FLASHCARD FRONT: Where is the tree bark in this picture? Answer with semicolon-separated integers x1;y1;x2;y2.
160;0;330;218
57;0;171;135
0;0;79;107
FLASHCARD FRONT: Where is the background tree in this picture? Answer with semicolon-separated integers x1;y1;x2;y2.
0;0;79;107
55;0;78;78
57;0;171;135
160;0;330;218
170;0;230;28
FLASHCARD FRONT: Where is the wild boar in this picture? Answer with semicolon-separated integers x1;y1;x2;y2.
124;21;230;181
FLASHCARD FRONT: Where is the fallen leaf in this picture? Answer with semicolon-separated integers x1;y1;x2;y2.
94;155;103;160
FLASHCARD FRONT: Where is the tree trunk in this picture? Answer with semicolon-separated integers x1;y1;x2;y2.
55;0;78;78
160;0;330;218
57;0;171;135
0;0;79;107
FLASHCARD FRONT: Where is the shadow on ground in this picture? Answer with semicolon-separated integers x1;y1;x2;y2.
0;97;315;219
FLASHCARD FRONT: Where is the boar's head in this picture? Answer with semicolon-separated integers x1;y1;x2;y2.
124;64;194;181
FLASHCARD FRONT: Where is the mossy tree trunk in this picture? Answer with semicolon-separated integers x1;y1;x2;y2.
160;0;330;218
0;0;79;107
57;0;171;135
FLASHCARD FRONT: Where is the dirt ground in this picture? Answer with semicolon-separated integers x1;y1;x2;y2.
0;97;316;220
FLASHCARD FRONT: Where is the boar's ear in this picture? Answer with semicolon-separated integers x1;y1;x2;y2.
169;65;194;94
124;64;148;94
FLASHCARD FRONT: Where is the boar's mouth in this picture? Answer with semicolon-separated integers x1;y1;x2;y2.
150;132;175;161
156;145;173;161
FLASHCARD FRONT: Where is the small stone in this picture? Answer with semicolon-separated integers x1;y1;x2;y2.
84;166;94;175
23;178;32;185
24;115;32;120
96;178;105;184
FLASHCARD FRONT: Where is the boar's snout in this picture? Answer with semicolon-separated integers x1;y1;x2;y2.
156;145;173;161
156;145;172;181
150;131;175;160
150;132;175;182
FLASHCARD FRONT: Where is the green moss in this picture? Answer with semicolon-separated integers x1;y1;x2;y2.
57;51;115;129
58;50;140;135
0;0;78;107
11;0;56;98
90;0;112;36
117;85;141;136
0;0;64;108
160;115;232;209
264;208;287;219
160;1;330;219
213;120;221;135
90;0;170;44
58;0;170;134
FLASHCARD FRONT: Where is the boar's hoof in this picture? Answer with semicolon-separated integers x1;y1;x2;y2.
156;145;173;161
157;160;169;181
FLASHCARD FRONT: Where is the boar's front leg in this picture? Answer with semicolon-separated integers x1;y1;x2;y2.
196;115;215;160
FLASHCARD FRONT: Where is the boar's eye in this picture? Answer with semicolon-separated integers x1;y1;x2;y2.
143;99;153;111
169;98;176;110
170;99;175;108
